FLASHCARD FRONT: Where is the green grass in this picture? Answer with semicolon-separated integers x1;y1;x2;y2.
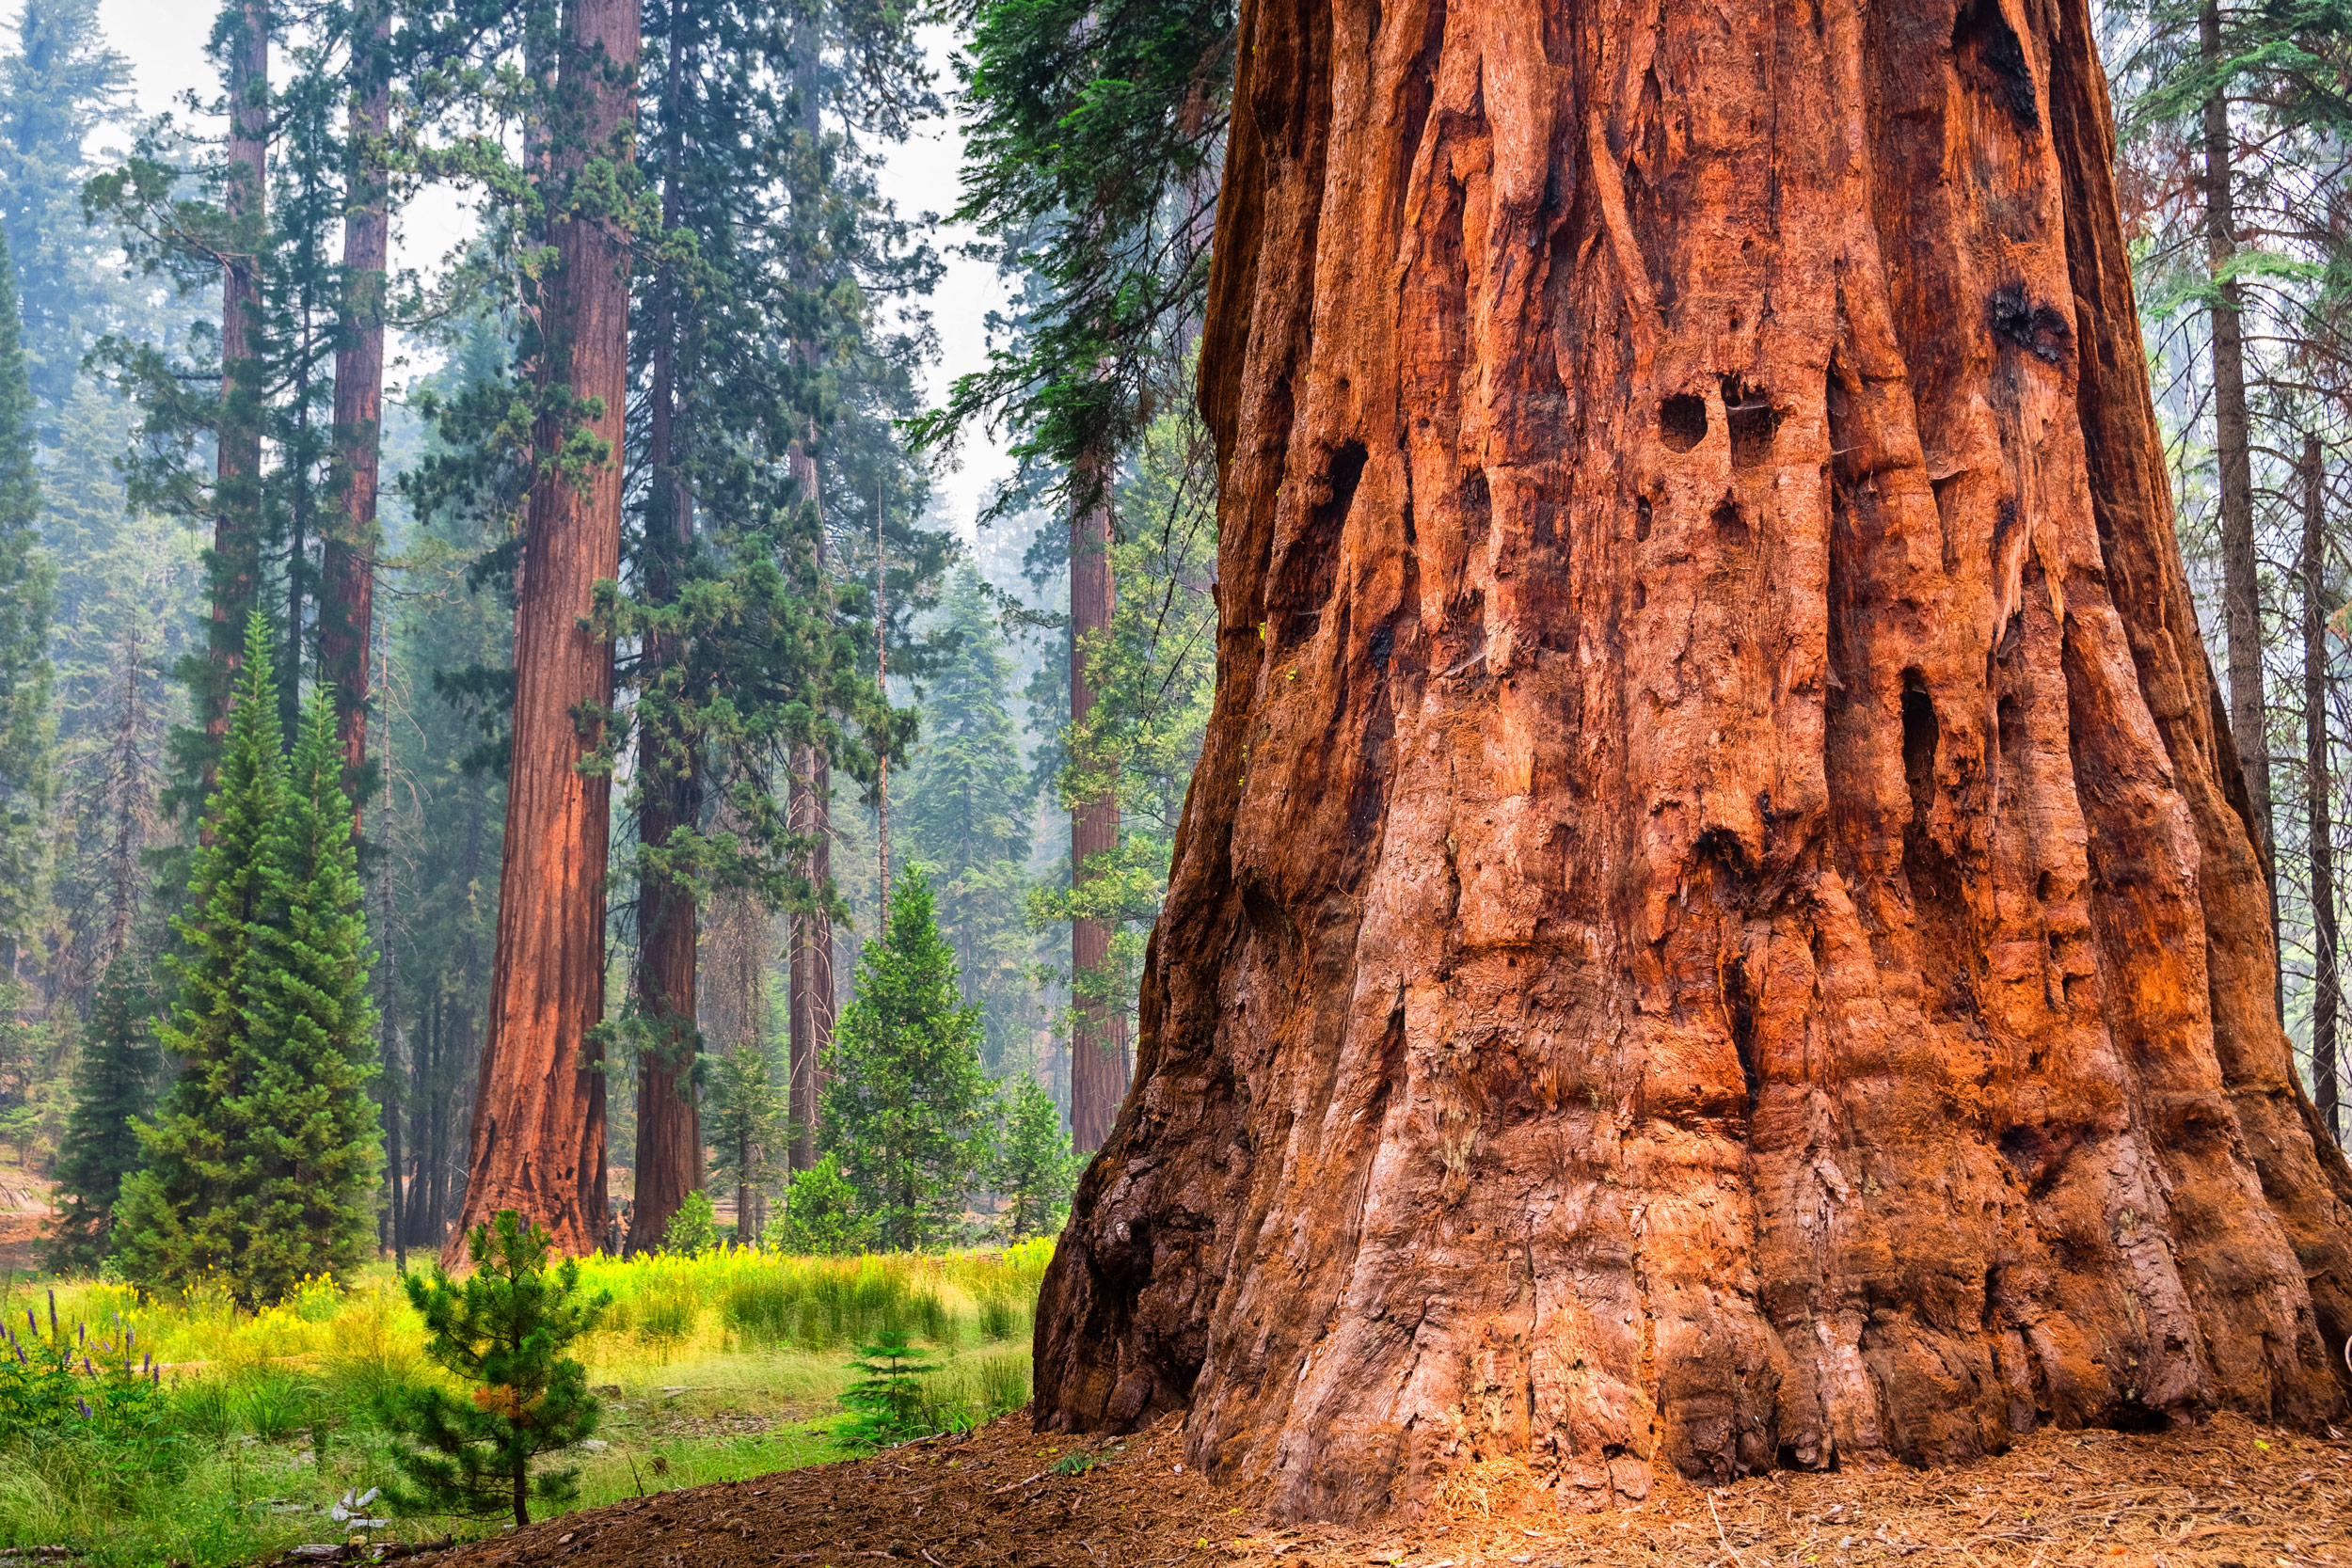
0;1240;1052;1566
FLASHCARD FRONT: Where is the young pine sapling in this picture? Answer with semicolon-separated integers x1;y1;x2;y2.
378;1211;610;1527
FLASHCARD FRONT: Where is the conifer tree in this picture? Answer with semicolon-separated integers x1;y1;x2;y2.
0;0;131;411
115;615;379;1305
821;868;993;1251
44;954;161;1271
0;224;55;973
900;568;1034;1069
239;689;383;1286
990;1073;1075;1243
116;612;288;1300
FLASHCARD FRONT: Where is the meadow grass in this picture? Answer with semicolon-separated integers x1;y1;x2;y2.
0;1240;1051;1567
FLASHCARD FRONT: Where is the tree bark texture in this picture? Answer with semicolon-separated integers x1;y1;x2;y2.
454;0;638;1261
322;0;391;822
207;0;267;762
2306;437;2342;1146
1033;0;2352;1520
629;31;703;1251
1070;474;1130;1151
2200;0;2271;884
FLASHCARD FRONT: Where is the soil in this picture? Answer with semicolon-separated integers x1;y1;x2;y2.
324;1409;2345;1568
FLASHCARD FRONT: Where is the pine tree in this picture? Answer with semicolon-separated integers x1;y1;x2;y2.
821;867;993;1251
377;1212;609;1528
0;223;55;973
114;615;378;1305
44;953;161;1271
990;1073;1075;1243
706;1037;787;1245
900;567;1035;1070
0;0;131;411
236;689;382;1290
115;613;288;1301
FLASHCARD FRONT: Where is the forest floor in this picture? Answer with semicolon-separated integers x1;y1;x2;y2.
353;1406;2346;1568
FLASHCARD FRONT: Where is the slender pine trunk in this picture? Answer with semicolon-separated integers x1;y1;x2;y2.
206;0;267;782
2307;435;2342;1145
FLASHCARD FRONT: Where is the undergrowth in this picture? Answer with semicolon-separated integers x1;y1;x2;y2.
0;1239;1051;1566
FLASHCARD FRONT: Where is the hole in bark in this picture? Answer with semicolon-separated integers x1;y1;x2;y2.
1712;496;1750;546
1723;956;1761;1119
1989;284;2072;364
1952;0;2041;132
1660;392;1708;452
1274;440;1368;644
1901;671;1939;831
1722;375;1783;468
1633;579;1647;610
1461;467;1491;543
1634;496;1653;541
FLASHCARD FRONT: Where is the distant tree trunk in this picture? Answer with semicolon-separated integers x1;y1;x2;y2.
2308;436;2342;1146
1069;464;1126;1151
206;0;267;770
629;6;702;1252
321;0;390;824
2203;0;2272;889
1035;0;2352;1516
453;0;638;1261
787;429;832;1174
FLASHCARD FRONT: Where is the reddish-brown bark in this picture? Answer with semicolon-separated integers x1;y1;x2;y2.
206;0;267;765
1034;0;2352;1520
1069;476;1129;1151
453;0;639;1261
322;0;389;823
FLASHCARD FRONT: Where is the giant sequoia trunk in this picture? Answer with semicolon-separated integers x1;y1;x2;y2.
1034;0;2352;1520
453;0;638;1261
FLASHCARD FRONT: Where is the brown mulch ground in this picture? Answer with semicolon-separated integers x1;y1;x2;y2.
338;1408;2345;1568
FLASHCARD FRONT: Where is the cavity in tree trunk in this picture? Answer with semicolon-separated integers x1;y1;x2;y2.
454;0;638;1261
321;0;390;822
2201;0;2271;883
206;0;266;768
2308;436;2342;1145
1069;466;1127;1151
1034;0;2352;1518
629;6;703;1252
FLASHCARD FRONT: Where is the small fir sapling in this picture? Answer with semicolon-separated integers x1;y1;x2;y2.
837;1326;937;1449
376;1211;610;1528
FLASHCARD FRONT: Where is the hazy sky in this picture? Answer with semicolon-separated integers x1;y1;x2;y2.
84;0;1017;536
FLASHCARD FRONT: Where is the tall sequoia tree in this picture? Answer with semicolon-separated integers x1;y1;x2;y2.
1034;0;2352;1517
454;0;640;1260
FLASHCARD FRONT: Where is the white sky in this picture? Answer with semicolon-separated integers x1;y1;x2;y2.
85;1;1016;538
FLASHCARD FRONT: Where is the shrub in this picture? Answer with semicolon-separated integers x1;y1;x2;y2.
376;1211;610;1528
775;1155;868;1256
659;1190;718;1258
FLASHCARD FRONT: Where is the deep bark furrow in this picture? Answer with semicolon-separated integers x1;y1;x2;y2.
1035;0;2352;1522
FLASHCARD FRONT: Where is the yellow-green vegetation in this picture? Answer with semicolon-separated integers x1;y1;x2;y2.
0;1240;1051;1567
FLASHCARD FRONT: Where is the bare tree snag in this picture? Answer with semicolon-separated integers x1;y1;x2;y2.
1069;467;1129;1151
322;0;390;824
1033;0;2352;1519
454;0;639;1261
207;0;267;767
